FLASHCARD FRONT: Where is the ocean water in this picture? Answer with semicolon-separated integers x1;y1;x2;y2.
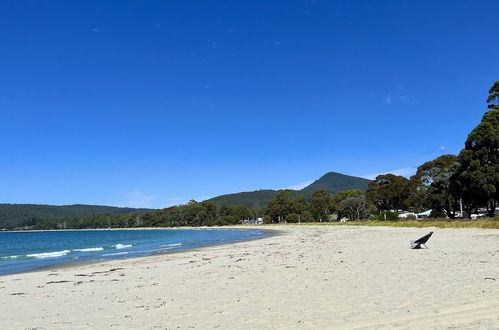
0;228;267;275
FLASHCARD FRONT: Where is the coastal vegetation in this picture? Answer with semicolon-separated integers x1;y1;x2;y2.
0;204;150;230
13;201;254;230
281;217;499;230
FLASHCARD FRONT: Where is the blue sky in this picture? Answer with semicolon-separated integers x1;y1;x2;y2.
1;0;498;208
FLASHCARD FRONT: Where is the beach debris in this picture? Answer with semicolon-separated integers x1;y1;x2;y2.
75;268;124;277
10;292;25;295
46;280;71;284
484;277;496;281
109;268;124;272
91;268;124;274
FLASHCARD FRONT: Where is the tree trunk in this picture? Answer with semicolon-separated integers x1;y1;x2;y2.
487;199;497;218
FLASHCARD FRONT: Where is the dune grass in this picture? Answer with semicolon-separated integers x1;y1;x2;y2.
266;218;499;229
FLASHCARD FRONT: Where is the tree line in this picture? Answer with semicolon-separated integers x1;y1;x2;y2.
29;201;254;230
25;188;371;229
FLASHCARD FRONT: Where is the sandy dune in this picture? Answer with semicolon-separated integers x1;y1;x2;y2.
1;225;499;329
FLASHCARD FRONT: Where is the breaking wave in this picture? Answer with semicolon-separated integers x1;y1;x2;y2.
161;243;182;247
73;247;104;252
114;244;133;249
26;250;71;259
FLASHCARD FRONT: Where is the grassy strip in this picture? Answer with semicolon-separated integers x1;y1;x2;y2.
264;218;499;229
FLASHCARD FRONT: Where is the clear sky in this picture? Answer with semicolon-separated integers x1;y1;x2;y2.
1;0;498;208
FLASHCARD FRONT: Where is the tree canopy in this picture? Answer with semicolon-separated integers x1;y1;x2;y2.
311;189;334;222
366;174;412;211
487;81;499;109
410;154;459;217
454;109;499;216
336;196;370;221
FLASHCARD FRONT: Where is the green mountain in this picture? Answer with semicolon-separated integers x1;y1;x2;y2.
0;204;150;229
299;172;370;198
205;190;279;209
206;172;370;208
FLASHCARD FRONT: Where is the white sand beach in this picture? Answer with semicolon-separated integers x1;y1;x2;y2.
1;225;499;329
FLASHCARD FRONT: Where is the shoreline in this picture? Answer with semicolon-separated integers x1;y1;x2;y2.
0;227;281;277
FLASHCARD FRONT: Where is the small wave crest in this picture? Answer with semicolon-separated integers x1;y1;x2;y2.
26;250;71;259
1;255;22;260
73;247;104;252
161;243;182;248
114;244;133;249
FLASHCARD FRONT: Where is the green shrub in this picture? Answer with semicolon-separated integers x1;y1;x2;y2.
301;211;314;222
216;215;235;226
430;209;447;218
376;211;399;221
286;213;300;223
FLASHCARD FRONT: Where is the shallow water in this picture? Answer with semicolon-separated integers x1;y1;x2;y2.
0;228;267;275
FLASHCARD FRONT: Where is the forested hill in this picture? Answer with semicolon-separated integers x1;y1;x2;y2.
206;172;370;208
299;172;370;198
206;190;280;209
0;204;151;229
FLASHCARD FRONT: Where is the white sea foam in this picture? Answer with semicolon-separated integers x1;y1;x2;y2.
26;250;71;259
102;252;129;256
1;255;22;259
114;244;133;249
161;243;182;247
73;247;104;252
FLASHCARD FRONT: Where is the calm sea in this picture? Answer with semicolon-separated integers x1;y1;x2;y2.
0;228;267;275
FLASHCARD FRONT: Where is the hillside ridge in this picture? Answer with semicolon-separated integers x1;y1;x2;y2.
206;172;370;208
0;203;151;229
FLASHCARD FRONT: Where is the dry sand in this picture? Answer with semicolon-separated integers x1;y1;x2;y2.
1;225;499;329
